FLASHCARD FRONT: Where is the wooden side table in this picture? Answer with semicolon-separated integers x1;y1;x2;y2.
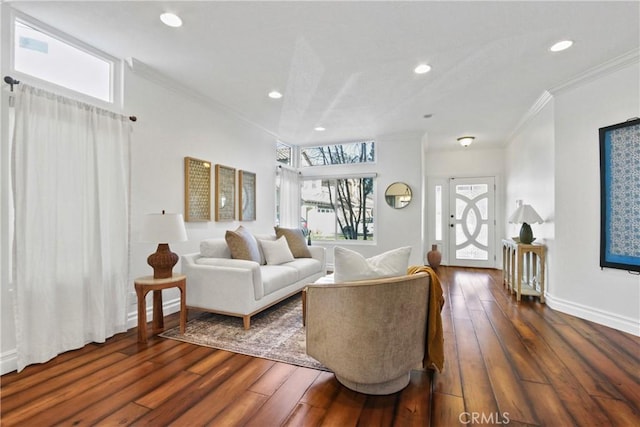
134;274;187;343
501;240;546;303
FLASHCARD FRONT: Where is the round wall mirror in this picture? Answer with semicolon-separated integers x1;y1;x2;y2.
385;182;412;209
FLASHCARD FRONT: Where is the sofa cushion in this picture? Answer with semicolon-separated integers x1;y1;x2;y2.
260;236;295;265
275;226;312;258
200;239;231;258
225;226;262;263
282;258;323;278
261;265;300;295
334;246;412;282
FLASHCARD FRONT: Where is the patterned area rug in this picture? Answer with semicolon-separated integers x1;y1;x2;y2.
160;295;328;371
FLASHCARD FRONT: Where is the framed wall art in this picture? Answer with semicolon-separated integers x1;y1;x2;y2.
599;118;640;272
239;170;256;221
184;157;211;222
215;164;236;221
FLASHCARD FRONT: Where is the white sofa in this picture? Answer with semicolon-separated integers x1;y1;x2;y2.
182;235;326;329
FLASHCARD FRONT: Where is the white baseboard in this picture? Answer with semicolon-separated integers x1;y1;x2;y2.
1;298;183;376
1;349;17;375
545;293;640;336
126;297;182;329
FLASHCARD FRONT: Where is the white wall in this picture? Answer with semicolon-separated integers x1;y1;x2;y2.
552;62;640;334
504;98;555;290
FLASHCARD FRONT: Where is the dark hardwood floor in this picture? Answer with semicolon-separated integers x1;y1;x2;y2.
1;267;639;426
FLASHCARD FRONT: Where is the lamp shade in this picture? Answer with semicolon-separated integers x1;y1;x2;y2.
141;212;188;243
508;204;543;225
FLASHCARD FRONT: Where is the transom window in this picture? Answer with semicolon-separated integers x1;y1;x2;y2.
301;141;375;167
13;18;114;103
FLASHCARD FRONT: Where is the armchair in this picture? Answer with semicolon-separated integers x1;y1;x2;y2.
305;273;430;395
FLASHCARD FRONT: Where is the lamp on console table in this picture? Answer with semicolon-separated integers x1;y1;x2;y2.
508;204;543;244
141;211;188;279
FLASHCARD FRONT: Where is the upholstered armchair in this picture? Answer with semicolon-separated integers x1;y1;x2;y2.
305;273;430;395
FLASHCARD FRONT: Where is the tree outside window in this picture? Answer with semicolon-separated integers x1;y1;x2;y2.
300;142;375;241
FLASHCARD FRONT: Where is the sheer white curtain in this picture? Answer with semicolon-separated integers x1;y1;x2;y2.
12;84;131;371
277;166;300;228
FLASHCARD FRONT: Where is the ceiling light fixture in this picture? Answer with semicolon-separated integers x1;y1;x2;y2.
414;64;432;74
457;136;475;147
549;40;573;52
268;90;283;99
160;12;182;28
314;126;326;132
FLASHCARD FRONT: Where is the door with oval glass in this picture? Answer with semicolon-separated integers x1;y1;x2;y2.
448;177;496;268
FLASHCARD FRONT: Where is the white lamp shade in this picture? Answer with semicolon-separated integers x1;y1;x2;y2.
508;204;543;224
141;213;188;243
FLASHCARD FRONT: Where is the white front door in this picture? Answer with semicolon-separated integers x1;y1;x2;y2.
448;177;496;268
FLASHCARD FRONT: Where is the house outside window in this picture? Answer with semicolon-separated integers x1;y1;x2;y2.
299;140;376;241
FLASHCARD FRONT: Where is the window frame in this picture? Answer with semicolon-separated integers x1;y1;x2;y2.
9;10;121;108
300;174;377;243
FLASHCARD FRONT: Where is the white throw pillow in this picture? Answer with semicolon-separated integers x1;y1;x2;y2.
333;246;412;282
259;236;295;265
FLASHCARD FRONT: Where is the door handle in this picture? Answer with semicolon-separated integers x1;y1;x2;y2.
450;224;454;228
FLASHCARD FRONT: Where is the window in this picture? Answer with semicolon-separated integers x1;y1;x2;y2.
435;185;443;241
301;176;375;241
301;141;375;167
13;18;114;103
276;142;293;166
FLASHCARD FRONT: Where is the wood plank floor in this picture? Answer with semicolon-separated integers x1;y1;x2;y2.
1;266;639;426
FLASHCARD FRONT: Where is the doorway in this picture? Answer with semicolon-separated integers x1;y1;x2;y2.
448;177;496;268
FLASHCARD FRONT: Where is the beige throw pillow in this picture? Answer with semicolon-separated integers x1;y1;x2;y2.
274;226;312;258
225;226;262;263
333;246;412;282
259;236;295;265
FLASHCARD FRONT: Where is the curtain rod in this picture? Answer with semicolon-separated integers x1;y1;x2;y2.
3;75;137;122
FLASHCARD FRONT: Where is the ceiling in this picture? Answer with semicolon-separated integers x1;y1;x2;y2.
8;1;640;151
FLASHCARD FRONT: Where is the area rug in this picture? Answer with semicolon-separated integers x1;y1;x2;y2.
160;295;328;371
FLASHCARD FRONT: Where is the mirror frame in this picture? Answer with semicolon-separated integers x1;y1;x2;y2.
385;182;412;209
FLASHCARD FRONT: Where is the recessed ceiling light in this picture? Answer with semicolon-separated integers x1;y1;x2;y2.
268;90;283;99
314;126;326;132
549;40;573;52
414;64;432;74
160;12;182;28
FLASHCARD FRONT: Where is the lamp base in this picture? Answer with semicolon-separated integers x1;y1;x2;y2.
147;243;178;279
519;223;534;244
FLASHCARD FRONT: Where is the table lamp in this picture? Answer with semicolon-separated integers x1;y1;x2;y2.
508;204;543;244
141;211;188;278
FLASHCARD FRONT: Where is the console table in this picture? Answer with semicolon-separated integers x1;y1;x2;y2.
502;240;546;303
134;274;187;343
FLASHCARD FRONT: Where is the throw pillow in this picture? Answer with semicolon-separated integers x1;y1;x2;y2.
333;246;412;282
225;226;262;263
274;226;312;258
259;236;295;265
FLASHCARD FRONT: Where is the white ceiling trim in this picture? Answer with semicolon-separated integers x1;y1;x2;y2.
549;48;640;95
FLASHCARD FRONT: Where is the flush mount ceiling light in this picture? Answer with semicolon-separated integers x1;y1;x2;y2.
457;136;475;147
268;90;283;99
160;12;182;27
414;63;432;74
314;126;326;132
549;40;573;52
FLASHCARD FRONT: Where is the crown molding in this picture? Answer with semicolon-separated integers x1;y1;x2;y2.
126;57;279;140
507;90;553;142
549;48;640;95
508;48;640;143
